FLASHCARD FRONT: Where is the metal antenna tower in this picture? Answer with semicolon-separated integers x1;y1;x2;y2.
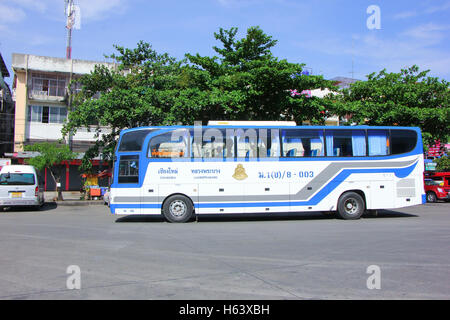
64;0;80;59
65;0;74;59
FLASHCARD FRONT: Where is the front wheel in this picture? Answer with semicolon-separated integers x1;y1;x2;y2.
337;192;365;220
162;195;194;223
426;192;437;203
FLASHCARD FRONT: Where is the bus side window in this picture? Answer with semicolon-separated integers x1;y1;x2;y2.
325;130;366;157
202;128;225;158
236;129;257;159
258;129;280;158
149;130;189;158
281;129;324;157
224;129;235;159
368;130;389;156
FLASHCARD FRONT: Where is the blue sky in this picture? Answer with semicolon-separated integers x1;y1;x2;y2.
1;0;449;88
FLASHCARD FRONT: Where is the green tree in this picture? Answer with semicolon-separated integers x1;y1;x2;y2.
24;142;76;201
62;41;186;166
184;26;334;124
63;27;335;164
327;65;450;146
434;151;450;171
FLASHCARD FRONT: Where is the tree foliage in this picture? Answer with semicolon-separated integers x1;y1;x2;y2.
434;151;450;172
184;26;334;123
63;27;335;162
24;142;76;200
327;65;450;146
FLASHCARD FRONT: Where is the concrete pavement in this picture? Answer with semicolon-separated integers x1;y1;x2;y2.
0;202;449;299
44;191;104;206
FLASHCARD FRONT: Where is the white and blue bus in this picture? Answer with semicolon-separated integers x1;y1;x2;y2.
109;121;425;222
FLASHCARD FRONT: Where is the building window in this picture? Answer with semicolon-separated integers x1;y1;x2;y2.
31;73;67;97
29;105;42;122
28;105;67;123
42;106;49;123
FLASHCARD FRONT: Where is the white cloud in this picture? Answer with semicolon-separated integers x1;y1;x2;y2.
0;4;26;23
394;0;450;19
425;0;450;14
294;27;450;79
8;0;48;13
401;23;450;43
77;0;125;21
216;0;269;8
0;0;126;25
393;10;417;20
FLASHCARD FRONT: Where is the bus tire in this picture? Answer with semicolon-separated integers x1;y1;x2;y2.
426;191;437;203
337;192;365;220
162;195;194;223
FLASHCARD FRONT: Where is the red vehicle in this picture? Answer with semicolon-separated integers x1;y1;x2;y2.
424;172;450;202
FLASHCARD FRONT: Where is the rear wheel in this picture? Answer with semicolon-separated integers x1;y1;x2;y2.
162;195;194;223
426;191;437;203
337;192;365;220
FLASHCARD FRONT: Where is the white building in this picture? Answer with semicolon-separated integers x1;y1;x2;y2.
11;53;115;152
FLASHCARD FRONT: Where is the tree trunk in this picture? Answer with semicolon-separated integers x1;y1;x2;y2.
48;168;64;201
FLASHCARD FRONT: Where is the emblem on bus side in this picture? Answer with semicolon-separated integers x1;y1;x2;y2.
232;164;248;181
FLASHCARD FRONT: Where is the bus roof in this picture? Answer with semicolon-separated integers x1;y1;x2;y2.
207;120;297;126
120;125;422;134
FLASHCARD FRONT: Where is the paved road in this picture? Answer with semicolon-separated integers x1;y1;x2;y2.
0;202;449;300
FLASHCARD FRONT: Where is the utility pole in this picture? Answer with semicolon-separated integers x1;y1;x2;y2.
65;0;74;59
350;37;356;80
64;0;80;151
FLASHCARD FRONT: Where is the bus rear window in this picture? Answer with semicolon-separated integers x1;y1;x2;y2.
391;130;417;155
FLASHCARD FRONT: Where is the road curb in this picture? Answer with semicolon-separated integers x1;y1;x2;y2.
48;200;105;206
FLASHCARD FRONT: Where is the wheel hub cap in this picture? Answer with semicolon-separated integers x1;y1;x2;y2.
169;200;186;217
344;199;358;214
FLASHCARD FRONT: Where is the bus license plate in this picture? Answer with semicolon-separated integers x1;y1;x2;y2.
11;192;22;198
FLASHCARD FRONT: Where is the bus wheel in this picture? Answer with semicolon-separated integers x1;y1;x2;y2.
337;192;365;220
162;195;194;223
426;192;437;203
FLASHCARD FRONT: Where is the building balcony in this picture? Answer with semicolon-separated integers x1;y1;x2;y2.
29;89;66;102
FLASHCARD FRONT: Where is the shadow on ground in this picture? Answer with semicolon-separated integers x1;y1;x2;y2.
1;202;58;212
115;210;418;223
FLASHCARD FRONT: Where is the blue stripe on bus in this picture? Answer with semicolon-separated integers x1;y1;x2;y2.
195;161;418;209
110;203;160;213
